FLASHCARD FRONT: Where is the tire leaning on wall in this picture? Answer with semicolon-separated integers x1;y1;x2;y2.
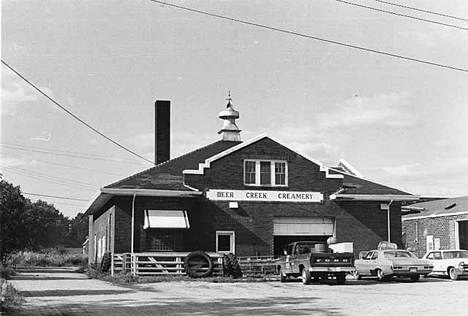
100;252;112;273
184;251;214;278
224;253;242;278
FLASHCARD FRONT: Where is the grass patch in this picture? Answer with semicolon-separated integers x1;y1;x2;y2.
1;280;24;313
86;267;278;285
6;250;88;268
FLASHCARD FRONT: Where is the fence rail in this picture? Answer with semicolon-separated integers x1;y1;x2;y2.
112;252;223;276
238;256;279;275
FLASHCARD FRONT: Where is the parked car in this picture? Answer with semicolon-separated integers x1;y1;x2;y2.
355;249;433;282
423;249;468;280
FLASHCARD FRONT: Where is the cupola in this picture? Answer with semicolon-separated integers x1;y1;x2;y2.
218;92;241;141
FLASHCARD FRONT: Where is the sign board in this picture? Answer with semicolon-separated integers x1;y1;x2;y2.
206;189;323;203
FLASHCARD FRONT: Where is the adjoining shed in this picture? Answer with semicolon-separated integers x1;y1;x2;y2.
85;98;419;271
402;196;468;258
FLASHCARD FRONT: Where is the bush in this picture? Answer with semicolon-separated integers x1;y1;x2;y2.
1;280;24;312
0;266;16;280
6;250;87;268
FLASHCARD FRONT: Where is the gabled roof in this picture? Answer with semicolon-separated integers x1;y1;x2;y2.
328;168;418;201
403;196;468;220
183;133;342;179
85;133;418;214
106;140;242;191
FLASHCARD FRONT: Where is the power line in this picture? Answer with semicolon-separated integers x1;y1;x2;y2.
336;0;468;31
22;192;89;202
374;0;468;22
150;1;468;73
1;142;145;161
1;144;148;165
1;152;129;177
2;165;98;188
1;60;155;165
2;166;97;192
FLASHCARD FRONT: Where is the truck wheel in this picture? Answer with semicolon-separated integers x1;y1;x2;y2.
410;274;420;282
184;251;214;278
336;273;346;285
376;269;387;282
301;269;311;285
448;267;459;280
279;269;287;282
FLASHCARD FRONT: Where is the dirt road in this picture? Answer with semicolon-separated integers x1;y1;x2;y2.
7;267;468;315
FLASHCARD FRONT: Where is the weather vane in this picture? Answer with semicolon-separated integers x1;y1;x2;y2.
226;90;233;106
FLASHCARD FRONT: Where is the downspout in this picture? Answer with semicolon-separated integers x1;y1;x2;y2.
387;199;394;242
131;193;136;254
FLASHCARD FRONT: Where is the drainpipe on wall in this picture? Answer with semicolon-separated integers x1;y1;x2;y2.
388;199;394;242
131;193;136;254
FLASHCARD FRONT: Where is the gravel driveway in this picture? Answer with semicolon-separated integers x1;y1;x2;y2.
7;267;468;315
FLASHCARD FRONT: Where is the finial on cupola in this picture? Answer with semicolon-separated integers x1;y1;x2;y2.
218;91;241;141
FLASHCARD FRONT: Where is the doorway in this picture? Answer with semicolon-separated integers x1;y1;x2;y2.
458;220;468;250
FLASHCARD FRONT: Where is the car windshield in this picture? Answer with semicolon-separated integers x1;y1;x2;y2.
443;251;468;259
384;251;417;259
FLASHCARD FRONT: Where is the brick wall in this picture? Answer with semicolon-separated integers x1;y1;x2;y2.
186;197;397;258
403;214;468;257
185;137;342;193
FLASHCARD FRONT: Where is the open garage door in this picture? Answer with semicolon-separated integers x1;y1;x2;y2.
273;217;335;256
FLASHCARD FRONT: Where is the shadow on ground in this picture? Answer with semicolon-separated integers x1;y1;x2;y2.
21;289;133;297
11;296;343;316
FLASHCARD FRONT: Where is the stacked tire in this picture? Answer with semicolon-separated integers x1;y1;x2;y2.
223;253;242;278
184;251;214;278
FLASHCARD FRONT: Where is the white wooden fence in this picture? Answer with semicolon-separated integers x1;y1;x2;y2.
112;252;224;276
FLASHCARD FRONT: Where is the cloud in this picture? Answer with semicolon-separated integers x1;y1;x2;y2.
1;81;37;116
372;157;468;197
0;156;38;168
318;92;417;129
269;126;342;165
1;69;58;117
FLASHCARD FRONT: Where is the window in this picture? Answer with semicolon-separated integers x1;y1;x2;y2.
434;252;442;260
244;160;288;186
244;161;256;184
426;252;434;260
216;231;235;254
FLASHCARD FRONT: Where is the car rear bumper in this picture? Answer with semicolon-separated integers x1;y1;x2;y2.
392;268;433;275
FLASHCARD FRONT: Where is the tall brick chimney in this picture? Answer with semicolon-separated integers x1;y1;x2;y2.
155;100;170;165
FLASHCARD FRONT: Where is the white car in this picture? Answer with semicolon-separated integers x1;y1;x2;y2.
423;250;468;280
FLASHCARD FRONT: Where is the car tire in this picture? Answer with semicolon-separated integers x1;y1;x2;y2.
302;268;311;285
184;251;214;278
448;267;459;280
376;269;387;282
410;274;420;282
336;273;346;285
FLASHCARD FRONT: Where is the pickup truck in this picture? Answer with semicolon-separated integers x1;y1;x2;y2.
276;241;356;285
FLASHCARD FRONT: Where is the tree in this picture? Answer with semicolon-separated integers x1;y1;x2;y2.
65;212;88;248
0;180;28;260
23;200;69;251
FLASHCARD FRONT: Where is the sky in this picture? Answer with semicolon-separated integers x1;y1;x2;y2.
1;0;467;218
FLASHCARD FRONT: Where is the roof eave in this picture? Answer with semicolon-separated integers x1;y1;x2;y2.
85;188;202;215
330;194;420;201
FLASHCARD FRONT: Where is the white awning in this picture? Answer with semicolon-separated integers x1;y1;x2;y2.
144;210;190;229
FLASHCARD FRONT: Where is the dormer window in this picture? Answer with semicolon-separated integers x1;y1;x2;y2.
244;160;287;187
